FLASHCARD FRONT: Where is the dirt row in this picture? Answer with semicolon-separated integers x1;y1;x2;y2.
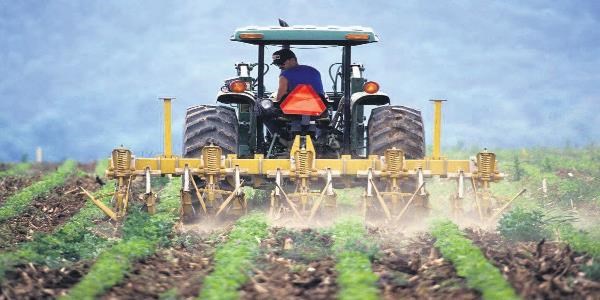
100;229;222;300
0;163;91;206
466;229;600;300
372;228;480;300
0;175;43;205
1;261;92;299
241;227;338;300
0;176;101;251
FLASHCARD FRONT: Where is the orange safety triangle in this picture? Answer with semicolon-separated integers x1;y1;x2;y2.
280;84;326;116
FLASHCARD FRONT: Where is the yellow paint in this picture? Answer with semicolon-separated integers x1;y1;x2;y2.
431;99;446;160
161;98;173;158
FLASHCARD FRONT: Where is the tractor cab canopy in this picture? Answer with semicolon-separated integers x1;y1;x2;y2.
231;25;379;46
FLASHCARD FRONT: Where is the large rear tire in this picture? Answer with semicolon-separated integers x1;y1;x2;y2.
367;105;428;220
181;105;239;222
182;105;238;158
367;105;425;158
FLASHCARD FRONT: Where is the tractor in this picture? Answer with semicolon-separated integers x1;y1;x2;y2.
88;23;505;224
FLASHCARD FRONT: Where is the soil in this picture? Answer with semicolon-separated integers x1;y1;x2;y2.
100;230;220;300
373;229;480;300
240;227;338;300
0;176;101;250
0;175;42;205
466;228;600;300
0;261;91;299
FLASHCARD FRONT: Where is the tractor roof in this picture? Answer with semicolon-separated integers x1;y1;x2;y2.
231;25;379;46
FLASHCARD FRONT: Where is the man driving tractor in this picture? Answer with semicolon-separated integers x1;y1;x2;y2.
271;48;324;101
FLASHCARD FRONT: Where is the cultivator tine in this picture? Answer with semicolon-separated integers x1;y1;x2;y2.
369;178;392;221
486;188;527;226
417;168;426;196
450;171;465;219
189;172;207;215
269;169;282;218
458;171;465;199
80;187;118;221
471;177;483;221
308;178;333;221
273;181;303;220
215;179;245;217
123;175;132;214
141;168;157;215
394;181;425;222
180;166;196;219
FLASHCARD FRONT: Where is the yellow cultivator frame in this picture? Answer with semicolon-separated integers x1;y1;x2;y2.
90;98;505;223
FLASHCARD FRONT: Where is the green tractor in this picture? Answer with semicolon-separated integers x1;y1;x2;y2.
180;23;427;220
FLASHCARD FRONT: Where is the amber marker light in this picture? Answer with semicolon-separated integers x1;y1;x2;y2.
229;80;247;93
345;33;370;40
363;81;380;94
239;33;264;40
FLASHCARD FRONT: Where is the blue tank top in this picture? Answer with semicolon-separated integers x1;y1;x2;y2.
281;65;324;95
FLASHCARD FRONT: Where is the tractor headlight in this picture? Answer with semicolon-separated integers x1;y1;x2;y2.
260;99;273;109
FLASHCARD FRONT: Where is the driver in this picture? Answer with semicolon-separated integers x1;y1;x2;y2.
271;49;324;102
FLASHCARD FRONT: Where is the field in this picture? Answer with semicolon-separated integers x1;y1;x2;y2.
0;147;599;299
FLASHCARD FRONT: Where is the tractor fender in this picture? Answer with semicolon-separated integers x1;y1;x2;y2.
351;91;390;108
216;91;256;105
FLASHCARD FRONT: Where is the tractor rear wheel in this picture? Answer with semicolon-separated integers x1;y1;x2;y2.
182;105;238;222
367;105;427;219
367;105;425;158
182;105;238;158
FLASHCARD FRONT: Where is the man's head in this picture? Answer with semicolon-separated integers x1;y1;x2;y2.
272;48;297;70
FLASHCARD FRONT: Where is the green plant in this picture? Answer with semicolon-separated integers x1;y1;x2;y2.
0;162;31;178
61;179;182;300
94;159;109;178
511;155;524;181
0;160;77;222
331;217;379;300
431;220;518;300
199;213;269;300
498;207;552;242
558;225;600;259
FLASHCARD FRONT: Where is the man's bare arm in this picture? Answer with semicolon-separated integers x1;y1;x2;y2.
275;76;288;102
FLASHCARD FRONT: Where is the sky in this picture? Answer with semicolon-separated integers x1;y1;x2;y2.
1;0;599;162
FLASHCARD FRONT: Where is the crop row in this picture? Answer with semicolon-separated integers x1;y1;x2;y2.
0;160;77;222
199;213;269;300
331;218;379;300
61;178;182;300
0;169;113;278
0;162;31;178
431;220;518;300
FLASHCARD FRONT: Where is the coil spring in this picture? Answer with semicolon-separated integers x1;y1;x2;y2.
385;149;403;174
477;152;495;181
295;151;312;176
203;147;220;174
112;148;131;176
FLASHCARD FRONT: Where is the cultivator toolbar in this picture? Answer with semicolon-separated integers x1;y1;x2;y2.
87;98;505;223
